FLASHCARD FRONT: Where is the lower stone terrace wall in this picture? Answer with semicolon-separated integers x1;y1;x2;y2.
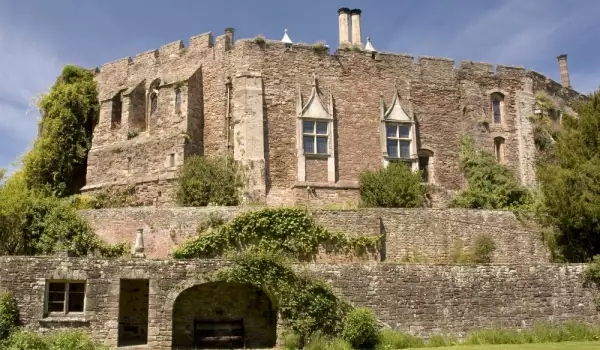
80;207;549;263
0;257;597;349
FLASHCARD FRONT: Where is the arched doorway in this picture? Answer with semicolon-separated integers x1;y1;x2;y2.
171;282;277;349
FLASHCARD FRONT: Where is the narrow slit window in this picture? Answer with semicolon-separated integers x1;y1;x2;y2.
169;153;175;167
175;88;182;111
302;120;329;155
150;93;158;117
491;93;504;124
111;93;122;129
494;137;505;162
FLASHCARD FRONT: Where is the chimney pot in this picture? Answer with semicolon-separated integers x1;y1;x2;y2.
556;54;571;88
338;8;350;45
350;9;363;46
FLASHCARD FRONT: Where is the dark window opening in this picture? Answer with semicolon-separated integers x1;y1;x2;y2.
46;281;85;315
111;93;122;129
419;155;429;183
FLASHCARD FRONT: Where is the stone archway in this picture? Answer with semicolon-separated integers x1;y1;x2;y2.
171;282;277;349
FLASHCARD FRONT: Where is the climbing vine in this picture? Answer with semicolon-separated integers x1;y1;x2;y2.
210;252;351;344
172;207;381;259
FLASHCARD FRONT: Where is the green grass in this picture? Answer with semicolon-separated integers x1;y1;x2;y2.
408;341;600;349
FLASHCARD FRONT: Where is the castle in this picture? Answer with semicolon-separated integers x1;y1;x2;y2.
0;8;597;350
81;8;583;207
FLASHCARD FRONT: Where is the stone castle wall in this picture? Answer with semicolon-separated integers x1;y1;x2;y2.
0;257;597;349
83;30;584;207
79;207;549;264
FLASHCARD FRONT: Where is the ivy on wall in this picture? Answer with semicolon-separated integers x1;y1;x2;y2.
172;207;381;259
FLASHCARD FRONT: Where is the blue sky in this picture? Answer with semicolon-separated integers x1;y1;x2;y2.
1;0;599;172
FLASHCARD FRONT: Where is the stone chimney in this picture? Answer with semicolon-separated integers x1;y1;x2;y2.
338;8;350;45
557;54;571;88
350;9;362;46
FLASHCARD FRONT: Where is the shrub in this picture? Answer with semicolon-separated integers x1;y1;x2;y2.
5;330;47;350
175;155;242;207
427;334;457;347
341;307;379;348
451;135;532;210
0;292;18;340
471;234;496;263
126;130;139;139
375;329;425;349
254;35;266;44
359;162;427;208
312;41;328;52
46;330;104;350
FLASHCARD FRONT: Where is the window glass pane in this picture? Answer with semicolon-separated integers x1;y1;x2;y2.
303;136;315;153
493;99;501;123
386;124;397;138
302;121;314;134
399;141;411;158
398;125;410;138
48;302;64;312
68;293;85;313
386;140;398;158
316;122;328;135
316;136;328;154
49;283;65;292
49;292;65;303
69;283;85;294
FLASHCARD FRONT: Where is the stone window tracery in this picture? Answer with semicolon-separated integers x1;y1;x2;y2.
380;83;418;170
296;73;336;183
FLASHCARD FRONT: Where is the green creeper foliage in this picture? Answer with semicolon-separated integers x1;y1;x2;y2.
341;308;379;348
23;65;99;197
359;162;427;208
0;292;18;341
537;91;600;261
213;252;351;344
451;136;532;210
172;207;380;259
2;329;107;350
175;155;243;206
0;172;128;257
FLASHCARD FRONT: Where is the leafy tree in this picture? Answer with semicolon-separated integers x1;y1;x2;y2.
0;169;5;183
451;136;532;210
22;65;99;197
175;155;243;206
359;162;427;208
0;172;127;257
537;90;600;261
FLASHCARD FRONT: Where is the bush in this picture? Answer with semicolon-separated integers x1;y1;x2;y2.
46;330;104;350
471;234;496;263
5;330;47;350
175;155;243;207
375;329;425;349
451;136;532;210
359;162;427;208
341;307;379;348
0;292;18;340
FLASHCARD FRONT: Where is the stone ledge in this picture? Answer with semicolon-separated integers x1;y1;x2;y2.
292;180;359;189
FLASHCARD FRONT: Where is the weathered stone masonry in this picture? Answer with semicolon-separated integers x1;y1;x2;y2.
80;207;549;264
82;9;585;207
0;257;597;349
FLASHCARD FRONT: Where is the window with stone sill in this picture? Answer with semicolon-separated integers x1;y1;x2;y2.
386;123;411;159
302;120;329;155
45;281;86;315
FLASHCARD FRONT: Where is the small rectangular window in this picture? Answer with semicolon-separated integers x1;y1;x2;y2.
385;122;412;159
494;138;505;162
46;281;86;315
111;94;122;129
169;153;175;167
302;120;329;155
175;89;182;110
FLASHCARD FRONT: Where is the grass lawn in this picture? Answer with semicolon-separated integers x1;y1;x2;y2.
409;341;600;349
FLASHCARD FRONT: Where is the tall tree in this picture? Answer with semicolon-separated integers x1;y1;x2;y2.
22;65;99;197
537;90;600;261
